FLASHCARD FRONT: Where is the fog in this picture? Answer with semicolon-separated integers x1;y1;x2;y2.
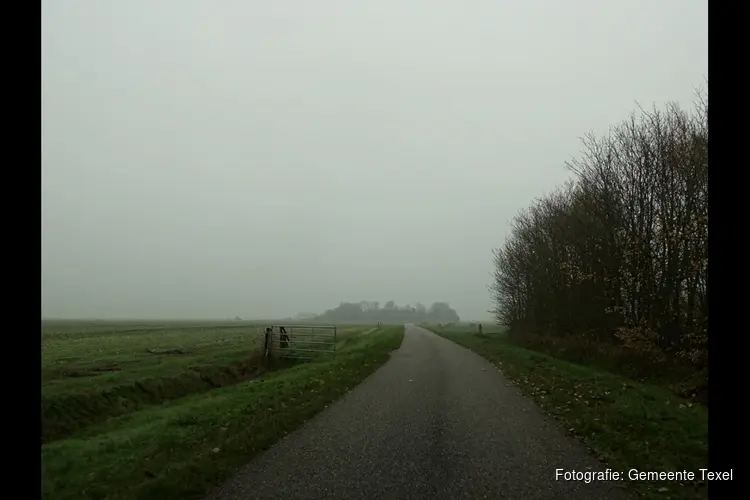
41;0;707;321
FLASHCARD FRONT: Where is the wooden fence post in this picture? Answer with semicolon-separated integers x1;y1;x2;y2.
263;327;272;368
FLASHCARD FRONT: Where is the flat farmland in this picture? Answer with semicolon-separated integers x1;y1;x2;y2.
41;319;404;500
42;320;371;443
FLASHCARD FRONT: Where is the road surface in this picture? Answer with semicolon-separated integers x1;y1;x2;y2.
206;324;632;500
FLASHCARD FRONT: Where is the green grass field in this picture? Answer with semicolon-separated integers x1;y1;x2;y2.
428;324;708;500
42;320;404;500
42;320;371;442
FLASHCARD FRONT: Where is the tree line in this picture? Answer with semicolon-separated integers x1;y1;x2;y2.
490;85;708;368
313;301;460;324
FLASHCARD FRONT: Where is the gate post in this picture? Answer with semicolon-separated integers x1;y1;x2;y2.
263;326;272;367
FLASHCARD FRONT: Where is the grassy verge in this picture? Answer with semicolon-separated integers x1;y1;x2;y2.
42;322;369;443
429;327;707;500
42;325;404;500
502;330;707;404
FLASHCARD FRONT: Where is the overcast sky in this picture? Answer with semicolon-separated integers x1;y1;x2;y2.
42;0;707;321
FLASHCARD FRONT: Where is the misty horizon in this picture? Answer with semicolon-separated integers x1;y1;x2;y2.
42;0;707;322
41;299;467;322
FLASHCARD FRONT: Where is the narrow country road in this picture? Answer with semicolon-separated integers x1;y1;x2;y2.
206;324;632;500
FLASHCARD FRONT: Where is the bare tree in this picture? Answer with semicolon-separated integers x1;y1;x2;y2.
490;84;708;367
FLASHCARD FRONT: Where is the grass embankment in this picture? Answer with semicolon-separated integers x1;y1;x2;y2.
42;322;367;443
429;325;707;500
42;324;404;500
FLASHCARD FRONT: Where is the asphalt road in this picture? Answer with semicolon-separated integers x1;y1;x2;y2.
206;324;632;500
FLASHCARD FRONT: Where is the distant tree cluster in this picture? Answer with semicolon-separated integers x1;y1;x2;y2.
490;86;708;367
315;301;460;324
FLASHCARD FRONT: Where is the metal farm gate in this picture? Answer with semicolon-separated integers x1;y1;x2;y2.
262;324;337;360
